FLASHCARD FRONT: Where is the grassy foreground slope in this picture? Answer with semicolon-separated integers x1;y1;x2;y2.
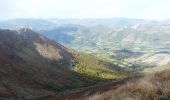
84;65;170;100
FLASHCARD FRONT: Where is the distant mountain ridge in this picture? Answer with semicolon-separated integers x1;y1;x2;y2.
0;18;168;30
0;19;57;30
0;18;169;65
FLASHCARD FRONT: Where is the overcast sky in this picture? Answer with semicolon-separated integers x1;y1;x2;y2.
0;0;170;20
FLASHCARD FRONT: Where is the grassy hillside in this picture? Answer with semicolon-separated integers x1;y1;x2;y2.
0;28;125;99
82;67;170;100
73;53;126;79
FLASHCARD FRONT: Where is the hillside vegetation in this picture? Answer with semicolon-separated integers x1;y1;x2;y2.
0;28;125;99
73;53;126;79
83;66;170;100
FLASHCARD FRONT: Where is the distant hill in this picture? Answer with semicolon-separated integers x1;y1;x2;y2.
48;18;158;27
1;18;169;65
0;19;57;30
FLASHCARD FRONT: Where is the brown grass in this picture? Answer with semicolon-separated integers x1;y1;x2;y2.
86;69;170;100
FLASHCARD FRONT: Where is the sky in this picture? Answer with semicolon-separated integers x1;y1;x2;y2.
0;0;170;20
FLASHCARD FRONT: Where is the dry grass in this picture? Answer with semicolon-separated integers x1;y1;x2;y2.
86;69;170;100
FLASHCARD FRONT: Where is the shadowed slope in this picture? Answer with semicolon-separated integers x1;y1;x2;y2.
0;28;81;99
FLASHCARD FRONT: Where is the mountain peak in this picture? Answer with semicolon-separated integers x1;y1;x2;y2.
16;27;32;33
0;28;74;61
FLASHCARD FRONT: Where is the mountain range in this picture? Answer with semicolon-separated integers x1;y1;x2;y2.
0;28;125;99
0;18;170;100
0;18;170;67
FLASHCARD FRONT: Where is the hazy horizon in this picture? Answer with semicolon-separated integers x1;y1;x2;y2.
0;0;170;21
